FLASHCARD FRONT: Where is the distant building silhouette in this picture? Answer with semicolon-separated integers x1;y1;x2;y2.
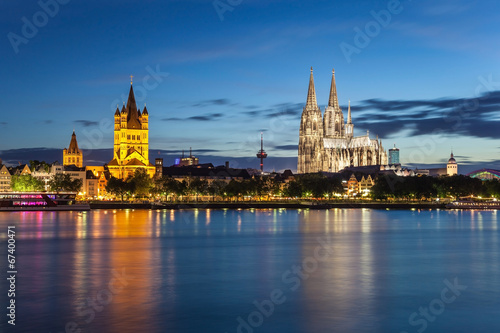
389;144;400;164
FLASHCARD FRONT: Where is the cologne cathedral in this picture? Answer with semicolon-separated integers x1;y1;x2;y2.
298;68;388;174
108;80;155;179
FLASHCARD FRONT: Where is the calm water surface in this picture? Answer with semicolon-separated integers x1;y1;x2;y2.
0;208;499;333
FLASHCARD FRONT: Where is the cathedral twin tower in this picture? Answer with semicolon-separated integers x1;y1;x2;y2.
298;68;388;173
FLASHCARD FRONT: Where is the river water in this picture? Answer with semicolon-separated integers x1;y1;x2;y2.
0;208;499;333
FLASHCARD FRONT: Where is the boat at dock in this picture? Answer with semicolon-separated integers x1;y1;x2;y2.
446;199;500;209
0;192;90;211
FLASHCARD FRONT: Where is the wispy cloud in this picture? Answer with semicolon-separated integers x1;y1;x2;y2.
163;112;225;122
274;144;298;150
350;90;500;139
74;120;99;127
192;99;232;107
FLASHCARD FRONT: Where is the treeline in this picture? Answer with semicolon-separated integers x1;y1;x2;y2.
106;171;345;201
10;174;82;192
372;174;500;200
106;169;284;201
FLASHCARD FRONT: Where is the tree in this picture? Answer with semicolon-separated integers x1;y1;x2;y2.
155;176;180;201
208;180;227;201
106;177;131;201
284;180;303;198
48;174;83;192
127;168;153;198
10;175;44;192
29;160;51;173
188;178;209;201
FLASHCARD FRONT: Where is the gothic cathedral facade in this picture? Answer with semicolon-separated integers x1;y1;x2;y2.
108;82;155;179
298;68;388;173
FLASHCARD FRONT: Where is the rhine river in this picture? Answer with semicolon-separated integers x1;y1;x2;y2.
0;209;499;333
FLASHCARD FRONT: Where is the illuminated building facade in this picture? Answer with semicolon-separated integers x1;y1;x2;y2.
63;131;83;168
298;68;388;174
108;80;155;179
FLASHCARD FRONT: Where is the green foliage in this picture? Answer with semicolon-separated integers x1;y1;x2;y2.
188;178;209;198
106;177;132;201
127;168;153;198
48;173;83;192
29;160;51;173
154;176;188;200
284;174;343;198
207;180;227;199
10;175;44;192
371;174;493;200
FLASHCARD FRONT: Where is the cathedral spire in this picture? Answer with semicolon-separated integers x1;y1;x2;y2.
126;82;141;129
306;67;318;109
328;69;340;108
347;100;352;124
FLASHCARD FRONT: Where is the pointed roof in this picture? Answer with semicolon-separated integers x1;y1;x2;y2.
328;69;340;108
114;106;120;116
305;67;318;109
126;84;141;129
142;104;148;115
448;151;456;164
67;131;80;154
347;100;352;124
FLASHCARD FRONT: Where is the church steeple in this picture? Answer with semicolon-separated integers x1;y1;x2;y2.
126;83;141;129
63;131;83;168
328;69;340;109
347;100;352;124
306;67;318;110
68;131;80;153
346;100;354;138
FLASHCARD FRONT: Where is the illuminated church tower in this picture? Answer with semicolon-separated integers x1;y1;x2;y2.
108;78;155;179
63;131;83;168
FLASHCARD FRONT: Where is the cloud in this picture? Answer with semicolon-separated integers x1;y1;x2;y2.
350;90;500;139
0;122;7;125
74;120;99;127
263;103;303;119
162;113;225;122
192;99;231;107
44;120;53;124
274;144;298;151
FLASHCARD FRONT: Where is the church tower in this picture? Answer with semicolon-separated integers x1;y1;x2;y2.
63;131;83;168
323;69;345;138
447;151;458;176
298;68;324;174
345;100;353;139
108;78;155;179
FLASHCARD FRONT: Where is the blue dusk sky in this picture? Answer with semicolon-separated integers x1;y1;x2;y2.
1;0;500;173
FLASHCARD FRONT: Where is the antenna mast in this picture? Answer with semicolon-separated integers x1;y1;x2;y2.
256;132;268;172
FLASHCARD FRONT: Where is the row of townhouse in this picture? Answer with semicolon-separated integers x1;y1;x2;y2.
0;161;109;198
